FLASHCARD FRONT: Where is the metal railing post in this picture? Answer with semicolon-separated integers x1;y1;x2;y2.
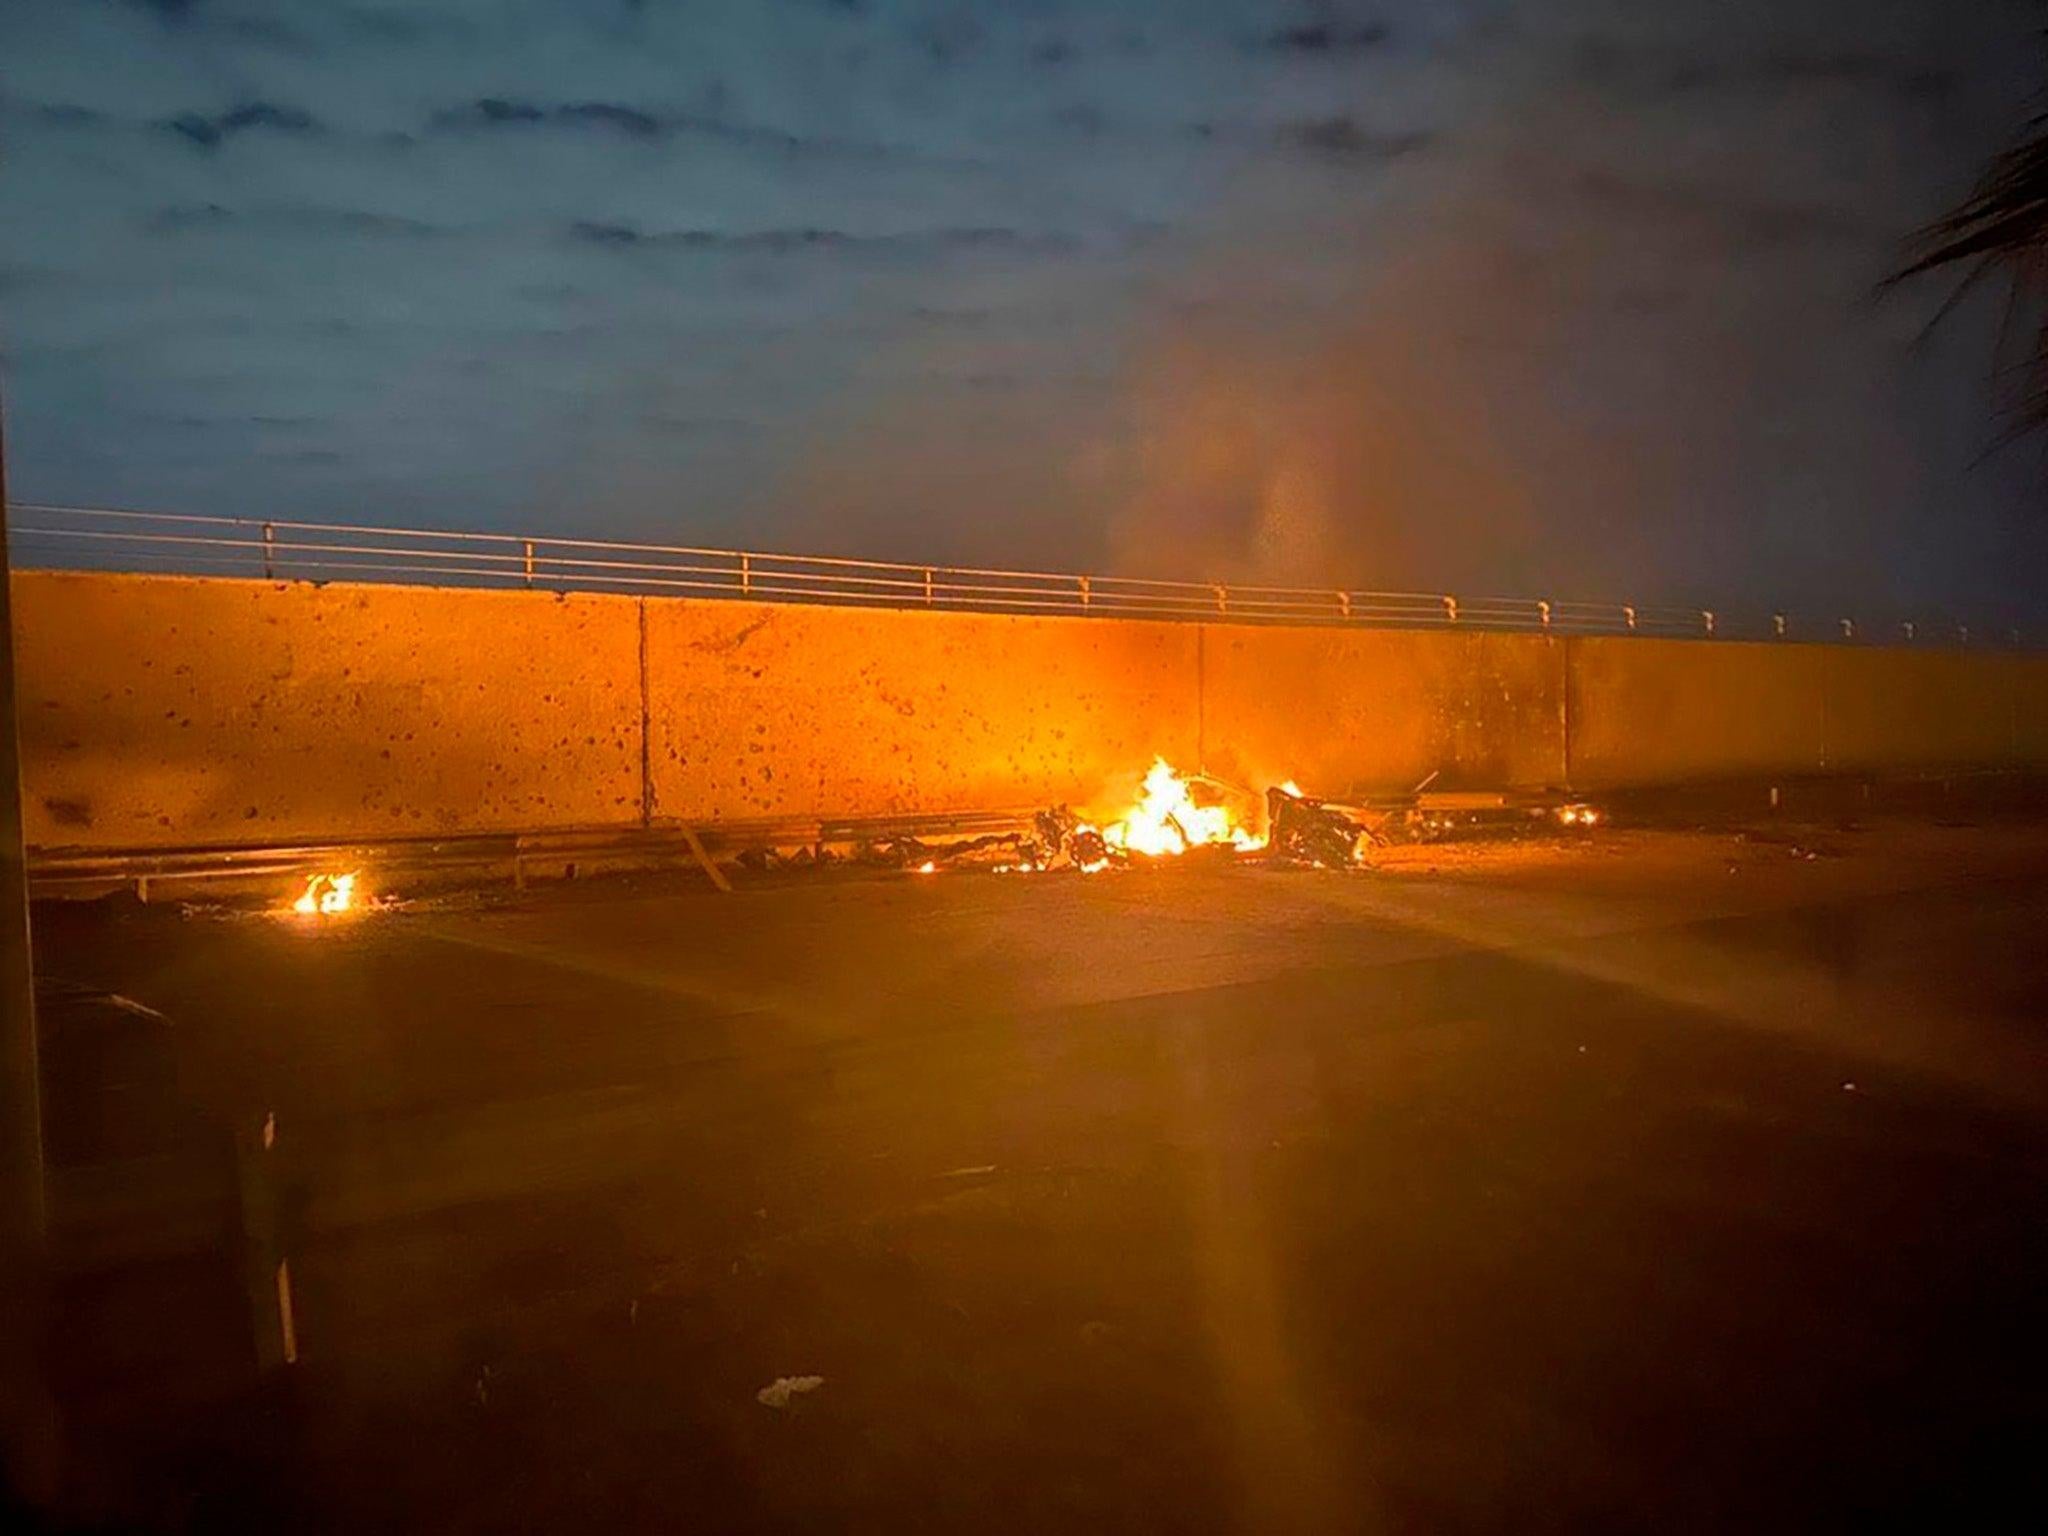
1338;591;1352;620
1215;584;1228;615
1079;575;1091;609
1773;613;1787;638
1538;599;1551;629
522;539;535;589
261;521;277;581
1840;618;1856;641
1623;605;1636;632
741;553;751;596
1702;610;1715;637
923;567;934;605
1442;595;1458;624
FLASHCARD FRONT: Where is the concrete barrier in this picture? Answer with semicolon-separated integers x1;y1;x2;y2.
644;599;1199;822
10;572;642;849
2014;656;2048;764
1821;648;2020;773
1200;627;1565;795
1567;638;1829;788
7;568;2044;852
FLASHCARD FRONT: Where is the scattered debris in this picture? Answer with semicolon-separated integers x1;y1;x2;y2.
756;1375;824;1409
1266;786;1370;867
36;979;173;1024
726;760;1606;881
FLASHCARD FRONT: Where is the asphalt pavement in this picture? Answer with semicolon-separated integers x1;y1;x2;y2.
24;820;2048;1533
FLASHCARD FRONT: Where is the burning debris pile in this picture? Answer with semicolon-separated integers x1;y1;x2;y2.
1267;785;1376;868
730;761;1604;885
825;759;1378;876
1008;759;1268;874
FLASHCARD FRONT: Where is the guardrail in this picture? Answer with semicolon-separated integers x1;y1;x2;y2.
3;503;2021;645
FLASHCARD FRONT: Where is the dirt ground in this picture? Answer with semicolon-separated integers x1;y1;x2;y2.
21;816;2048;1532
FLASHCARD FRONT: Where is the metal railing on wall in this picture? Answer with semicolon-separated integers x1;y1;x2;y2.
3;503;2023;646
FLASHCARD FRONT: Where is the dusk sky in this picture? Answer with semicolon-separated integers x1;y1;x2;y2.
2;0;2043;624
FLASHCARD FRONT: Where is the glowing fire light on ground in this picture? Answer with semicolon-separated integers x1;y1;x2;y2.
291;871;359;915
1093;757;1264;859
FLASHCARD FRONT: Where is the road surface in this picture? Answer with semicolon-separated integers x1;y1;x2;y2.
27;819;2048;1532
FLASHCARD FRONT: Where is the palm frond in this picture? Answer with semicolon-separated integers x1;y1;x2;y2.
1887;114;2048;431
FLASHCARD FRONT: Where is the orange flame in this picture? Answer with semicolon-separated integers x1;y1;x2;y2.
291;872;359;915
1095;757;1263;859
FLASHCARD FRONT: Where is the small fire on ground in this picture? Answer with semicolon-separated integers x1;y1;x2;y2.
290;871;360;915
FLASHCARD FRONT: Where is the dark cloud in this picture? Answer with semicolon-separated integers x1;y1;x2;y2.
425;97;925;161
1764;50;1954;98
1573;168;1877;249
431;98;543;128
34;104;107;128
161;101;319;149
123;0;201;21
145;203;441;238
430;97;666;137
909;13;985;66
1052;103;1109;138
1572;39;1954;102
557;102;663;137
1262;21;1392;55
1284;117;1432;160
566;221;1080;257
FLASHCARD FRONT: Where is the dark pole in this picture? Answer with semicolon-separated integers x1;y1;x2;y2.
0;381;54;1508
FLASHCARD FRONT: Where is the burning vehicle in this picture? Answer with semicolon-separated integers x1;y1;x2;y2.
816;760;1602;880
730;754;1611;884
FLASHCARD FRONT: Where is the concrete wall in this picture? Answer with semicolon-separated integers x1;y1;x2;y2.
1200;628;1565;796
1567;638;1829;788
1567;637;2036;787
644;600;1198;822
8;569;2045;851
1821;648;2020;773
10;572;642;848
